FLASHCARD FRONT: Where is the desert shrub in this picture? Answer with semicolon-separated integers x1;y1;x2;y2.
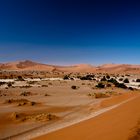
46;113;57;121
63;75;69;80
106;91;114;95
10;112;57;122
48;82;52;85
7;82;13;87
42;85;48;87
94;93;110;98
87;83;91;86
77;75;81;79
80;76;88;80
30;101;36;106
7;99;12;103
128;87;134;91
20;91;31;96
17;76;25;81
71;85;77;89
11;112;20;120
119;78;123;81
123;78;129;83
87;74;94;78
70;77;74;80
88;93;94;97
82;83;85;85
106;84;111;87
45;93;50;96
101;76;107;81
115;83;127;89
108;78;118;85
27;81;37;84
18;102;27;106
0;82;6;86
80;74;94;80
20;85;32;88
136;79;140;82
106;75;110;79
6;99;37;107
96;83;105;88
5;99;29;104
108;78;127;89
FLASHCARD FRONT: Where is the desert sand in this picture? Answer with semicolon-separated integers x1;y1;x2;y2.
0;60;140;140
34;94;140;140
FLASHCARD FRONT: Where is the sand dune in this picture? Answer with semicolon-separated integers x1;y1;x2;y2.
35;95;140;140
0;60;55;71
98;64;140;73
0;60;140;74
0;60;97;73
56;64;97;73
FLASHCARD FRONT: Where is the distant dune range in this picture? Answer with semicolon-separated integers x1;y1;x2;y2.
0;60;140;74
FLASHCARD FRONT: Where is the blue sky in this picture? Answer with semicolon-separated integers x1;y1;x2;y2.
0;0;140;65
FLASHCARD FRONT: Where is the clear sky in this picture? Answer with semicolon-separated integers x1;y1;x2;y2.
0;0;140;65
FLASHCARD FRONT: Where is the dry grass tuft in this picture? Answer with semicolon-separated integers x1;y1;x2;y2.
10;112;58;122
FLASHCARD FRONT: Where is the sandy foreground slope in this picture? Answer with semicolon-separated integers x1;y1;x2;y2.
34;94;140;140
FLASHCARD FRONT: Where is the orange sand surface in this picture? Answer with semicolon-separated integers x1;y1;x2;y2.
34;94;140;140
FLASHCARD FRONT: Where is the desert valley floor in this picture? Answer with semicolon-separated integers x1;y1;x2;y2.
0;61;140;140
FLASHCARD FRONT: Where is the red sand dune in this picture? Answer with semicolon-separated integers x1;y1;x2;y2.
0;60;140;73
98;64;140;73
34;95;140;140
0;60;54;71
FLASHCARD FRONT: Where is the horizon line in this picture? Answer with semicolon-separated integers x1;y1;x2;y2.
0;59;140;67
